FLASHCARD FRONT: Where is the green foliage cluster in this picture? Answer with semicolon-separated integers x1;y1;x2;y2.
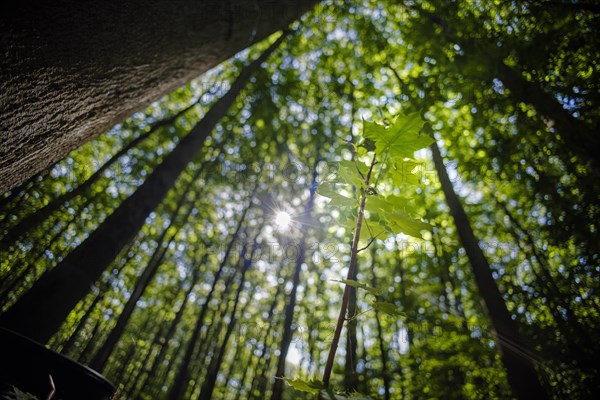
1;0;599;399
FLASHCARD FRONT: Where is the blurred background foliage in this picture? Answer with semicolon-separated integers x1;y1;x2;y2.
1;0;599;399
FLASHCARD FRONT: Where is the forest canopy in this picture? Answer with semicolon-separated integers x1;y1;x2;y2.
0;0;599;399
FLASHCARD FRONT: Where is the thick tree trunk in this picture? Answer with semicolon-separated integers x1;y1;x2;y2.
0;34;286;343
431;142;549;400
0;96;203;246
0;0;318;193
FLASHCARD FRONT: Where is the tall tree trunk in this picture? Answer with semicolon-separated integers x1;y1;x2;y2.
0;169;51;219
0;34;287;343
344;253;359;392
234;268;284;397
88;161;207;372
122;309;172;395
78;318;103;364
184;262;243;397
133;259;204;399
59;291;105;357
0;212;77;308
57;240;138;355
495;195;600;385
431;142;549;400
197;230;262;400
248;278;284;399
494;62;600;174
271;161;319;400
371;248;391;400
167;183;257;400
411;3;600;174
0;0;318;193
1;95;205;246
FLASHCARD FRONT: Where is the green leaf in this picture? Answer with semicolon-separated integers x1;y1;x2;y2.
322;391;374;400
359;138;376;152
337;160;366;187
317;184;357;208
363;112;434;160
333;279;383;296
391;160;423;185
373;301;405;317
365;195;417;216
381;210;431;238
359;217;390;243
281;378;325;395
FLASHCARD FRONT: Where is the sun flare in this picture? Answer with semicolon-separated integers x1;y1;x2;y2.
274;211;292;231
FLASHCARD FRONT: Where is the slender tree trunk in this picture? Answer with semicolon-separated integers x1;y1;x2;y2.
78;319;103;364
248;282;284;399
0;169;51;219
0;34;287;343
64;244;138;358
223;334;250;391
344;256;359;392
234;268;284;397
88;161;207;372
0;213;77;307
197;232;261;400
237;349;259;398
0;0;318;193
412;3;600;175
431;142;549;400
271;161;319;400
60;291;107;356
134;260;204;399
122;310;172;395
179;264;242;399
495;62;600;173
51;224;137;353
1;96;205;246
111;341;138;384
167;183;257;400
184;263;243;396
371;248;391;400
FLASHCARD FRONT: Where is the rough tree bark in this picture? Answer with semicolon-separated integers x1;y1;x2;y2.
431;142;549;400
0;95;205;246
0;0;318;193
0;34;287;343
